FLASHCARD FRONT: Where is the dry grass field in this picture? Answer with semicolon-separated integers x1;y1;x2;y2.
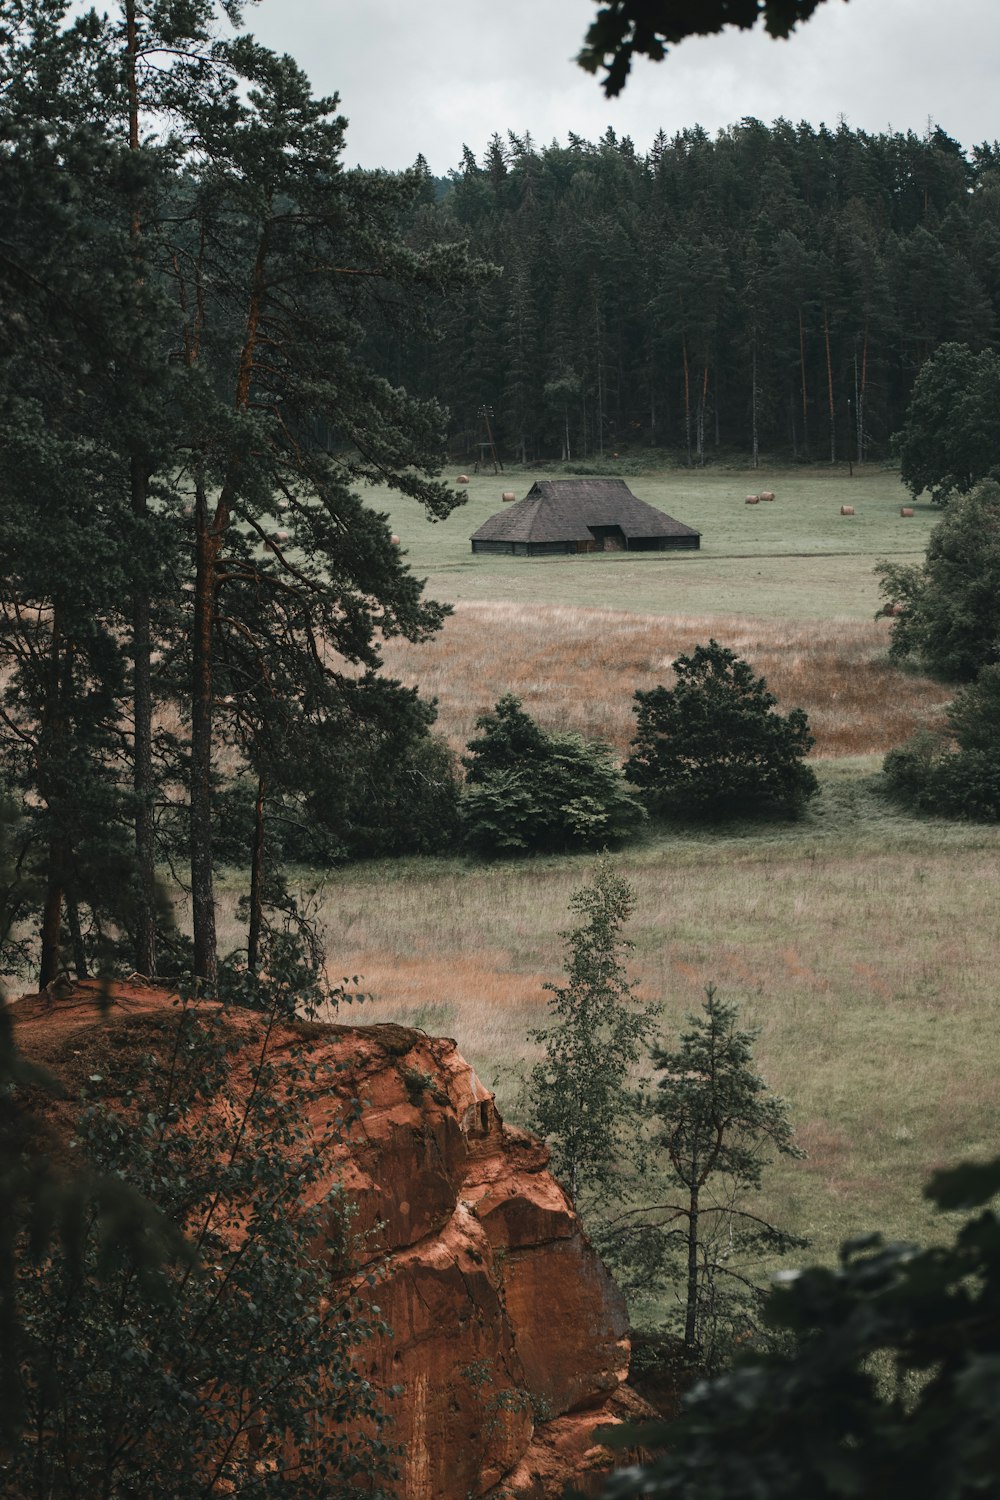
377;602;951;760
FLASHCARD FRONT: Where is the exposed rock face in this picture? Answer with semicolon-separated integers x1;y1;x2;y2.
12;985;639;1500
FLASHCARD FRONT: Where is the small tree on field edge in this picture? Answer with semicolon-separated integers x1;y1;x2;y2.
651;988;805;1371
525;861;657;1205
624;641;817;820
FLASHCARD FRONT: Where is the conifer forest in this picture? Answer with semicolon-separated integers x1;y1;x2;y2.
384;121;1000;467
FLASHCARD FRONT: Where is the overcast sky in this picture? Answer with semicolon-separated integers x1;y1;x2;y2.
246;0;1000;175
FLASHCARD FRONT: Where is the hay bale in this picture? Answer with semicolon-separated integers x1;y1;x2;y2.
457;474;470;485
759;490;775;501
745;494;760;505
840;505;855;516
900;507;915;517
390;534;400;547
502;490;516;502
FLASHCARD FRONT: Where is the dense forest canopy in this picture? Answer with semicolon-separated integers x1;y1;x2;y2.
377;119;1000;468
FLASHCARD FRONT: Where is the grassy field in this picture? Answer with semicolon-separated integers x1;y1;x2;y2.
367;464;934;618
219;772;1000;1278
237;465;998;1298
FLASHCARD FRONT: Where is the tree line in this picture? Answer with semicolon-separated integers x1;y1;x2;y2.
374;119;1000;466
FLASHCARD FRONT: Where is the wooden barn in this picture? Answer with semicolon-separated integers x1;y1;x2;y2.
470;479;701;556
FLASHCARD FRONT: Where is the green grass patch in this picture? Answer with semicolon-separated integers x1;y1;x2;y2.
365;465;932;619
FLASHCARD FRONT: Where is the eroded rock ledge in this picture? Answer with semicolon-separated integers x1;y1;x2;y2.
12;983;643;1499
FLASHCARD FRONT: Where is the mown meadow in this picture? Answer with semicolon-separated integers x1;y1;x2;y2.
225;464;1000;1295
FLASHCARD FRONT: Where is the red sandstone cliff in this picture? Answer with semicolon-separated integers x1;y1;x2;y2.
12;984;644;1500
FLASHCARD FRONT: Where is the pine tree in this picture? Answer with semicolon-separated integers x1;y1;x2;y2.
647;988;805;1369
526;863;657;1205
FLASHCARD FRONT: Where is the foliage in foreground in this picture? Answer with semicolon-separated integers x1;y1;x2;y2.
578;0;835;95
2;999;392;1498
604;1156;1000;1500
625;641;818;821
877;480;1000;681
461;694;645;855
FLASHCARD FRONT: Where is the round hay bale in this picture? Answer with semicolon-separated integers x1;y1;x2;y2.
502;490;516;502
745;494;760;505
840;505;855;516
272;530;290;542
390;534;400;547
759;490;775;501
457;474;470;485
900;506;915;517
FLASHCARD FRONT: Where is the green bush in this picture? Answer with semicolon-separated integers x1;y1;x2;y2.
460;695;645;856
624;640;818;820
883;667;1000;821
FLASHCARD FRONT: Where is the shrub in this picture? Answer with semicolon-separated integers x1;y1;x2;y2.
460;694;644;856
882;667;1000;821
624;640;818;820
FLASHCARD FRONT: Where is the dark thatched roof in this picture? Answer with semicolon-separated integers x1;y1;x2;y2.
469;479;700;545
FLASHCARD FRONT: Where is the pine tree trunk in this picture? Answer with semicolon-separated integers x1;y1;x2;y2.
751;335;759;470
682;335;691;466
798;307;809;453
188;222;269;988
824;308;835;464
859;320;869;464
132;462;157;978
697;364;708;465
66;890;88;980
125;3;157;978
38;608;67;989
39;855;65;991
247;774;266;976
190;476;218;989
685;1183;701;1348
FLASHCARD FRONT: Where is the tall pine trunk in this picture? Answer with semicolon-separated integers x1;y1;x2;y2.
685;1181;701;1348
798;307;809;454
38;608;68;988
751;334;759;470
682;335;692;466
824;308;835;464
247;774;266;976
188;222;270;988
190;476;219;988
858;320;869;464
132;462;157;977
125;1;157;977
